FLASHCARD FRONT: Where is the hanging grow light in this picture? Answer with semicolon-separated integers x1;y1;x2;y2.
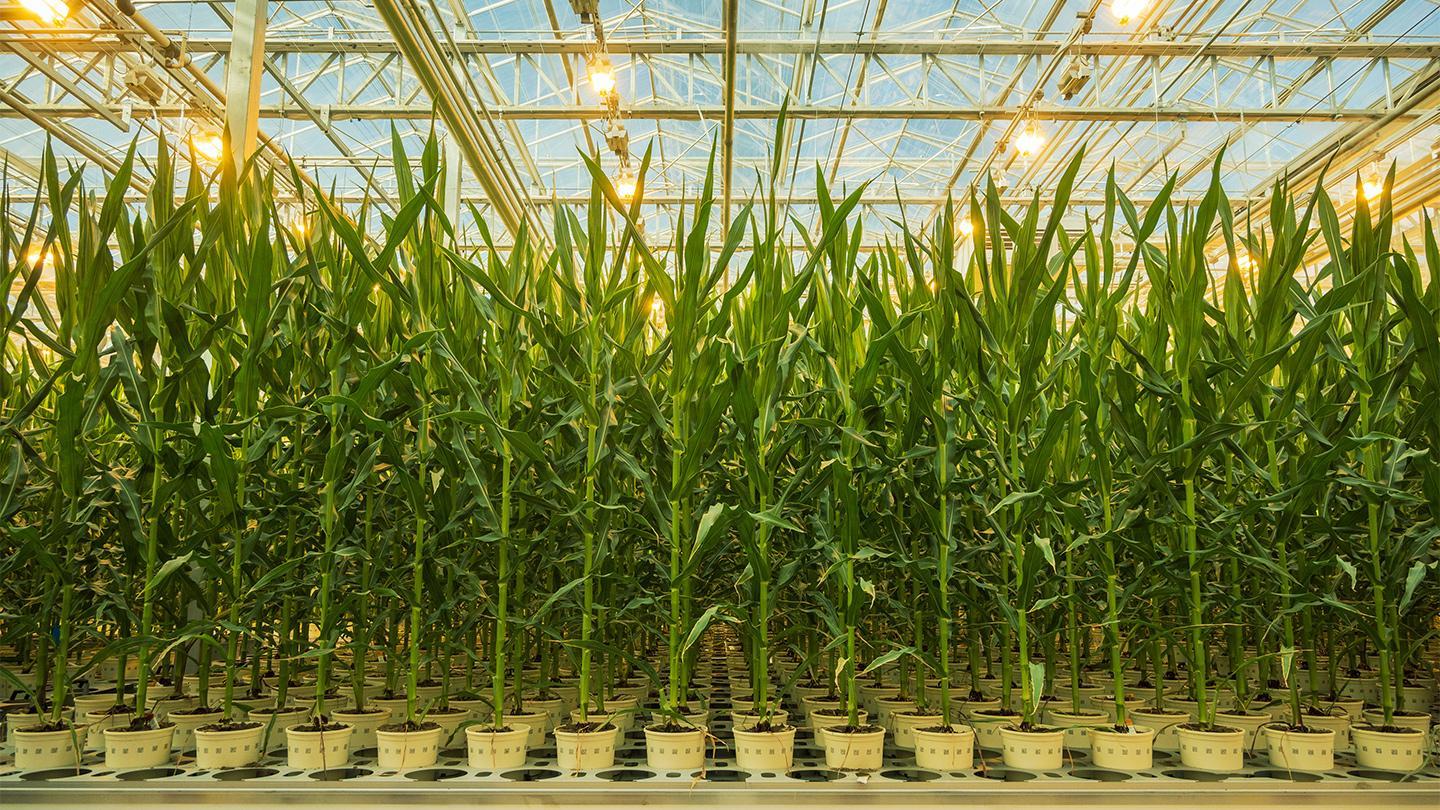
588;54;617;97
190;130;224;164
1014;123;1046;158
1360;162;1385;201
615;164;637;200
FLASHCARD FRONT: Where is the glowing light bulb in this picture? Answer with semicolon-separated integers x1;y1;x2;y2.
615;166;637;200
1014;124;1045;158
190;131;224;164
1111;0;1147;25
1361;175;1383;201
20;0;69;25
588;56;616;97
25;246;56;268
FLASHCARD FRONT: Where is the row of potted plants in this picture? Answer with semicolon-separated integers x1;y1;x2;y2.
0;133;1435;779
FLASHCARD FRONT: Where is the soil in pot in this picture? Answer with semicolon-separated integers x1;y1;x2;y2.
1089;724;1156;771
1130;708;1189;752
811;706;866;730
912;725;975;771
554;721;619;771
332;706;390;751
970;707;1020;749
1351;723;1428;771
1216;709;1277;748
286;719;353;769
732;723;797;771
375;720;445;770
1045;708;1108;750
644;722;706;770
465;724;530;769
890;708;943;749
83;705;136;751
997;724;1066;770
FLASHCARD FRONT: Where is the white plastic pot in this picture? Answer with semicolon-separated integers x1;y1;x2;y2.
193;722;265;768
370;695;410;719
858;683;899;714
912;725;974;771
817;725;886;771
731;709;787;730
506;710;550;748
1089;725;1156;771
103;723;175;769
553;723;617;771
527;697;566;730
997;725;1065;770
286;723;353;769
1091;694;1148;722
644;724;706;770
1399;683;1434;712
733;724;795;771
71;693;119;717
1351;724;1428;772
6;708;72;742
873;696;916;727
11;724;84;770
1340;675;1378;703
152;695;193;722
889;710;942;750
331;706;391;752
598;696;639;731
1176;724;1245;772
1129;708;1188;752
1215;709;1275;749
1311;696;1365;721
426;707;470;746
465;723;530;769
1361;708;1432;735
446;697;491;718
167;707;224;751
1263;724;1335;772
375;723;445;770
809;707;864;731
969;709;1020;750
83;708;134;751
790;684;831;703
247;706;308;750
948;695;1001;720
1297;711;1351;750
1043;708;1107;750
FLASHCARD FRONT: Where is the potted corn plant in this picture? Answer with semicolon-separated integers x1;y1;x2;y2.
1074;170;1169;770
1322;172;1434;772
971;153;1085;772
621;153;750;770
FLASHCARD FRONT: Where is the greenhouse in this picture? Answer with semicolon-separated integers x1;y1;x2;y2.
0;0;1438;807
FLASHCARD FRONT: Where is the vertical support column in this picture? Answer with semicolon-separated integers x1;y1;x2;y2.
721;0;738;233
444;132;464;228
223;0;267;177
